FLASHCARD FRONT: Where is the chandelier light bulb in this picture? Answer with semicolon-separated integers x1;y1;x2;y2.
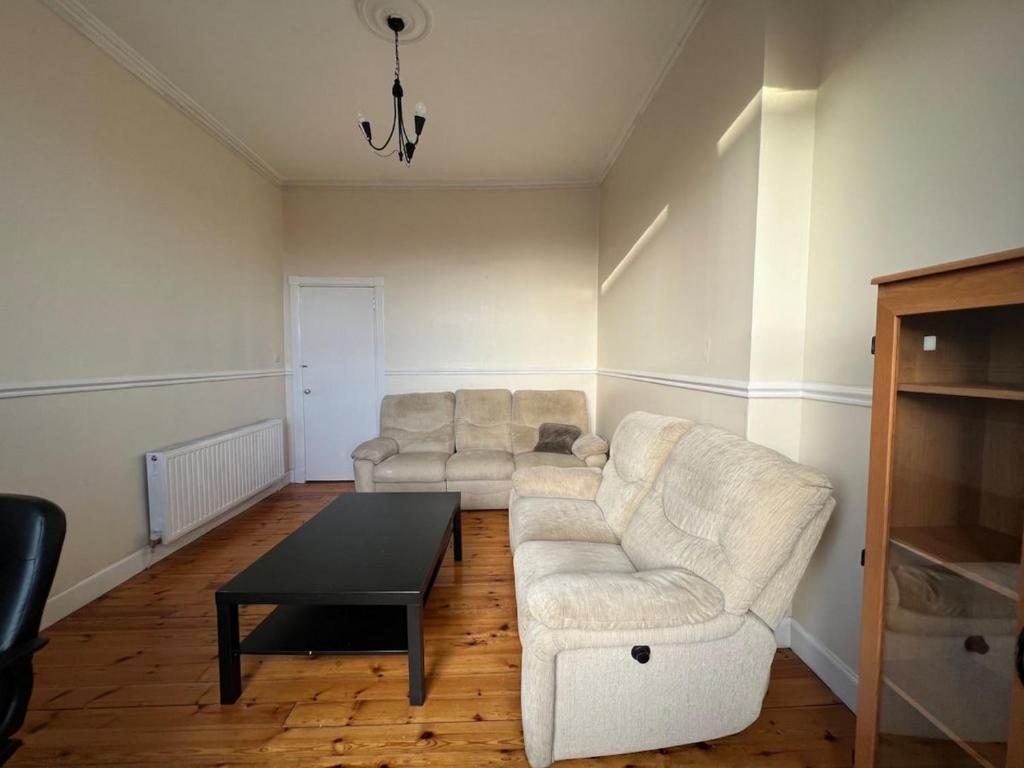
414;102;427;117
356;111;366;124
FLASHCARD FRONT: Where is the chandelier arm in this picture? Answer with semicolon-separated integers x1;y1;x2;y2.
396;93;411;164
401;108;414;163
364;96;399;152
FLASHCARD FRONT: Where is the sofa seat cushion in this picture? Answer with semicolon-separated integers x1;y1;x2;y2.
514;540;635;633
373;452;450;484
514;451;586;471
510;497;617;551
446;450;514;481
527;568;724;631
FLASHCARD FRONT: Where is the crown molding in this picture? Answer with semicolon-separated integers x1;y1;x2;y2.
282;177;599;191
596;0;708;184
42;0;283;184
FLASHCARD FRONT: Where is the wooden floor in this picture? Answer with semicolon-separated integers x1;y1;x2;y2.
14;482;855;767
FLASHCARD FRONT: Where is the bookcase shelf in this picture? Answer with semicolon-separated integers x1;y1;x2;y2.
883;662;1008;768
898;383;1024;401
890;525;1021;600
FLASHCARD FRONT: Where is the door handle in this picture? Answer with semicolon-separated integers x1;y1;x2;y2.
1016;628;1024;686
303;388;311;395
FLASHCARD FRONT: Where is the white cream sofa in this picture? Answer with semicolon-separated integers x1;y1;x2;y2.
351;389;608;509
510;413;835;767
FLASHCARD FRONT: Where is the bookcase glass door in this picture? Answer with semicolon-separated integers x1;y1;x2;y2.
875;304;1024;768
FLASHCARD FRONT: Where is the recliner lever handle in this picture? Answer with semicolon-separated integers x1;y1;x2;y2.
631;645;651;664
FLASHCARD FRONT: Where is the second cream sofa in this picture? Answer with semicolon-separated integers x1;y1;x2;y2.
509;412;836;766
352;389;608;509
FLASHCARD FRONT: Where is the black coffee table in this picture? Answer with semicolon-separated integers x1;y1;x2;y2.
215;491;461;706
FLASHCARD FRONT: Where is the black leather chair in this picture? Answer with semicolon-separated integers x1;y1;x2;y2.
0;495;66;765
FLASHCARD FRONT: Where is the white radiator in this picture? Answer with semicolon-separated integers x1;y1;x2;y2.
146;419;285;545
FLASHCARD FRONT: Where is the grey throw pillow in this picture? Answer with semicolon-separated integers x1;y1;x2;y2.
534;422;582;454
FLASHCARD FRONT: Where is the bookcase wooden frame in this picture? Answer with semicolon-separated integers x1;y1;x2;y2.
856;247;1024;768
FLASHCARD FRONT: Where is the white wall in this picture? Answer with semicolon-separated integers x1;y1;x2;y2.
595;0;769;436
0;3;286;603
793;0;1024;680
283;186;599;413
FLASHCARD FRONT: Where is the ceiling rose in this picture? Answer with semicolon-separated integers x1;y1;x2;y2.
355;0;432;44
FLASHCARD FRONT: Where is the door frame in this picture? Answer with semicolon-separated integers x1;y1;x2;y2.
287;276;385;483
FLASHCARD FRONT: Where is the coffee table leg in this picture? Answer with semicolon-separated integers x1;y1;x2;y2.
453;506;462;562
407;602;426;705
217;601;241;704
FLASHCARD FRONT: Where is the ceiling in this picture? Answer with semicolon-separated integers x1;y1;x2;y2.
61;0;704;186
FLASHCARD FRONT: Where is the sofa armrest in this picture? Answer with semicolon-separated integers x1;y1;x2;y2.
527;569;724;631
512;466;602;500
571;432;608;461
351;437;399;464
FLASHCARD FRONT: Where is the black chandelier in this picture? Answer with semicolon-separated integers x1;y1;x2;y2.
357;16;427;165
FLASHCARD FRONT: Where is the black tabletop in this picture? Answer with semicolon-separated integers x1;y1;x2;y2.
216;492;460;605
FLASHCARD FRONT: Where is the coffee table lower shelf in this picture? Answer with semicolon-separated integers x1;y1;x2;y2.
217;600;428;705
241;605;409;655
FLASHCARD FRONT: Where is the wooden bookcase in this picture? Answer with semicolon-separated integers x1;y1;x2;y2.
856;248;1024;768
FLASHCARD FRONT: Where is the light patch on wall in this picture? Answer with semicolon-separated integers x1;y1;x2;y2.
600;205;669;295
717;87;817;156
762;86;817;115
717;90;763;156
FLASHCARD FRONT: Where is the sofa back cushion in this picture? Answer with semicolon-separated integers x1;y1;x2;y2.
595;412;692;537
511;390;588;455
454;389;512;452
621;425;834;622
380;392;455;453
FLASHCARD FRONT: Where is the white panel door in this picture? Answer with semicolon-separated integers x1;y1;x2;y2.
298;285;378;481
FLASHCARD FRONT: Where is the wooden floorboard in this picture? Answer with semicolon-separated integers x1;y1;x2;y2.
13;482;855;767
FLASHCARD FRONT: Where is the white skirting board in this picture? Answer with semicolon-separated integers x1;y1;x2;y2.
774;616;792;648
41;476;287;629
789;618;859;713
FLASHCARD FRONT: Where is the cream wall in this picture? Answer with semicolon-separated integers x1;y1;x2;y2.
283;186;599;413
595;0;768;436
793;0;1024;683
0;3;285;600
744;2;821;460
595;0;1024;708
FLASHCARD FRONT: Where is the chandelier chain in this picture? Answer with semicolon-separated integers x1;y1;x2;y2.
394;29;401;80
